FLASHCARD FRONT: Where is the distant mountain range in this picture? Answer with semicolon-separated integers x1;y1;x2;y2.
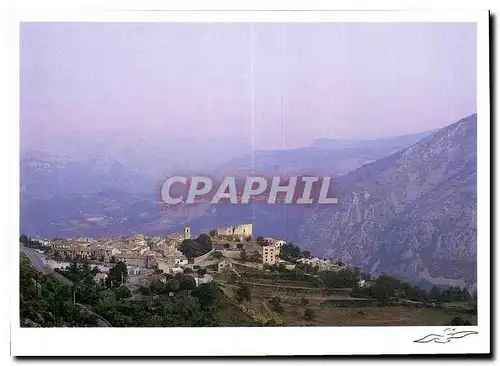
214;130;434;178
20;116;477;287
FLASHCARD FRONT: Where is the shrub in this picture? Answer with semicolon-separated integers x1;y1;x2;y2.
449;316;472;326
212;251;224;260
304;308;316;320
236;283;251;303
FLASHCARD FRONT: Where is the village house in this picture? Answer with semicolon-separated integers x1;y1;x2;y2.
195;273;213;286
115;252;151;268
262;245;278;265
264;237;286;248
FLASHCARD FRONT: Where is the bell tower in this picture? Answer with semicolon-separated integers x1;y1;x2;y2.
184;226;191;240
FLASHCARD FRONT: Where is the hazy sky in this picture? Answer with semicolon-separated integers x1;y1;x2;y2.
21;22;476;151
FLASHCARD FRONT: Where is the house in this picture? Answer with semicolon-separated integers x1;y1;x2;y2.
170;267;184;275
264;237;286;248
174;255;188;267
157;260;172;274
262;245;277;265
115;252;149;268
195;274;213;286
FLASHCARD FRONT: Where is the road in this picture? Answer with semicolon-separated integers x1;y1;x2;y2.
20;246;51;274
20;244;111;327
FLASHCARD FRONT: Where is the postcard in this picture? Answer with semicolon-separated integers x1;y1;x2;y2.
10;8;490;357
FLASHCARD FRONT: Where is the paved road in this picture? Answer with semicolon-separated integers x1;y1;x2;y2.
20;246;51;274
20;244;111;327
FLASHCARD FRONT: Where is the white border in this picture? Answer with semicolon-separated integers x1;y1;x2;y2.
7;9;490;356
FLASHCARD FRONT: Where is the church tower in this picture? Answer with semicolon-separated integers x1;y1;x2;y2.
184;226;191;240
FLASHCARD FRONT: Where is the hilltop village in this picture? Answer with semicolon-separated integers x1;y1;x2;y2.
20;223;477;328
27;223;343;290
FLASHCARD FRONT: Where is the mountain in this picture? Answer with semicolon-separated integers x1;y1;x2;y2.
21;114;477;288
296;114;477;287
214;131;434;178
311;130;434;150
21;128;432;238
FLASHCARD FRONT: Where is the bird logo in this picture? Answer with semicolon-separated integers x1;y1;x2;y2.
414;328;478;344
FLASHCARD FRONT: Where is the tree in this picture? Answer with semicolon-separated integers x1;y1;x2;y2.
20;235;28;244
149;279;165;295
197;234;213;254
197;268;207;277
256;236;266;246
269;296;284;314
449;316;472;326
237;243;244;249
192;283;219;309
183;267;193;274
461;288;472;301
430;286;441;302
209;229;217;238
300;298;309;306
240;250;247;263
178;274;196;291
153;268;164;275
304;308;316;320
165;278;180;293
212;251;223;260
179;239;200;259
236;283;251;302
113;285;132;300
108;261;128;286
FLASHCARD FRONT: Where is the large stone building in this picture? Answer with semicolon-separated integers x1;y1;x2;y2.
216;223;253;241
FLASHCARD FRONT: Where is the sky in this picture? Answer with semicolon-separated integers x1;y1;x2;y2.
20;22;477;152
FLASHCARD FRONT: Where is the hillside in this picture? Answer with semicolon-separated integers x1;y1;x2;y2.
297;114;477;287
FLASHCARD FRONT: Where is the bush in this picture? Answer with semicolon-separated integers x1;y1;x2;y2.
269;297;284;314
212;251;224;260
300;298;309;306
236;283;251;303
449;316;472;326
304;308;316;320
113;285;132;300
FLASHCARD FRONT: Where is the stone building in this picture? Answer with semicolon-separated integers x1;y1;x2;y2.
262;245;277;265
